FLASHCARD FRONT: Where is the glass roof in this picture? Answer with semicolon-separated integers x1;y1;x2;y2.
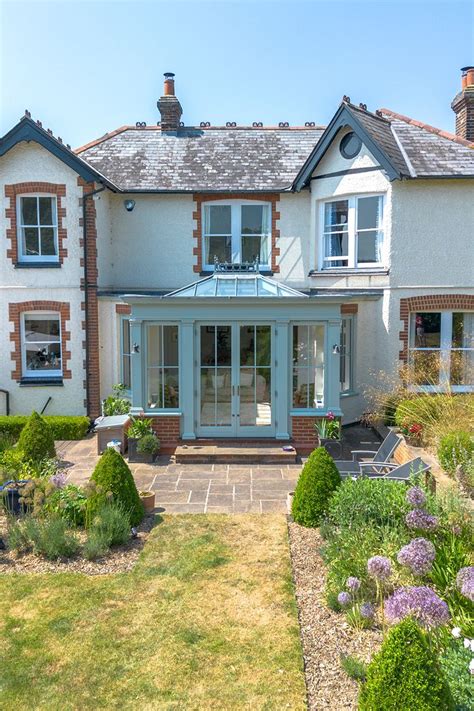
165;273;307;299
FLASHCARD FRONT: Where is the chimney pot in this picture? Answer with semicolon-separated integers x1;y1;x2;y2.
163;72;175;96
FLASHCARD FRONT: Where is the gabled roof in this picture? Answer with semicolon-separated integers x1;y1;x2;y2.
165;271;308;298
76;125;324;192
0;115;118;189
293;102;410;190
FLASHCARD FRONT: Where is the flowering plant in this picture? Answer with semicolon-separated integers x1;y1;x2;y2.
456;566;474;602
315;412;340;440
405;508;439;531
397;538;436;576
400;420;423;445
385;586;450;628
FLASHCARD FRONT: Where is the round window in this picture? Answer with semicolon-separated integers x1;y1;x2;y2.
340;132;362;159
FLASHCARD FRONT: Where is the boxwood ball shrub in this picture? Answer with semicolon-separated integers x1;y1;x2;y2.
90;448;143;526
17;411;56;462
291;447;341;527
359;618;454;711
438;431;473;475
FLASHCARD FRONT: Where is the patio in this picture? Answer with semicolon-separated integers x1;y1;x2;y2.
57;424;382;514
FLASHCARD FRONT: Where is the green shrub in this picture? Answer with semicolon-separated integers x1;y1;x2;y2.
359;618;454;711
89;502;131;546
438;431;473;475
0;415;89;441
7;516;79;560
328;478;411;530
47;484;88;526
83;530;110;561
340;654;367;682
127;417;153;439
291;448;341;527
440;637;474;710
0;432;16;453
103;384;130;416
137;433;160;455
90;448;143;526
17;412;56;463
7;517;31;553
0;448;26;483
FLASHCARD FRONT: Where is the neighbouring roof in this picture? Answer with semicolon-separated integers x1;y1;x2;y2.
164;272;308;298
76;126;325;192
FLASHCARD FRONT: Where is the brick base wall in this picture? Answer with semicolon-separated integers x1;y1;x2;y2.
291;416;320;453
149;416;181;452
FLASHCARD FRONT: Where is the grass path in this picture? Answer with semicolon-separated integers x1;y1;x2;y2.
0;515;306;710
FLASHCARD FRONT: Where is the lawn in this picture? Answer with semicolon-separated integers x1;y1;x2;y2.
0;514;306;710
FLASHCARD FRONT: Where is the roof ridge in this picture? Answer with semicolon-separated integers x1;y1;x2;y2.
344;101;392;124
75;125;131;154
380;108;474;148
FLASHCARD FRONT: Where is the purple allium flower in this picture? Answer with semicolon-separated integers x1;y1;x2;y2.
346;576;361;593
337;591;351;607
397;538;436;576
406;486;426;508
385;586;450;628
456;567;474;602
50;471;67;489
405;508;439;531
360;602;375;619
367;555;392;581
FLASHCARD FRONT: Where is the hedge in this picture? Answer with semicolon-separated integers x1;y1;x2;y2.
0;415;90;441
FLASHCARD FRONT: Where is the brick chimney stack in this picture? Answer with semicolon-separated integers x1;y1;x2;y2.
157;72;183;133
451;66;474;141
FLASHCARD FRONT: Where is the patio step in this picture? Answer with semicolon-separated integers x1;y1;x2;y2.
175;441;297;464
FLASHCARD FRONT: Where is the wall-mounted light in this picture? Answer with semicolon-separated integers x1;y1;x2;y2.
332;344;341;355
132;343;140;353
124;199;136;212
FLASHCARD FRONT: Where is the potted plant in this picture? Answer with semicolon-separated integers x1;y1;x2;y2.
127;417;154;462
314;412;342;457
135;433;160;464
400;421;423;447
139;490;155;514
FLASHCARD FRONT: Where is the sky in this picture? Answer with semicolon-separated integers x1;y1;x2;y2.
1;0;473;148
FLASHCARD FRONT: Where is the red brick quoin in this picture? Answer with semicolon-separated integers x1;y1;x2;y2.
9;301;72;381
5;182;67;264
192;193;281;274
399;294;474;362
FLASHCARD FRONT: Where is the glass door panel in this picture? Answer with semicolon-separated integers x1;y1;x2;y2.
238;325;273;432
199;325;232;430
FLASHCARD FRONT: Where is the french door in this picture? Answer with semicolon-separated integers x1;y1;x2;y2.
196;323;274;437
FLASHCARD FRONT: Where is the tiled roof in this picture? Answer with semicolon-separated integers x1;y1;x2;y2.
380;109;474;177
76;126;325;192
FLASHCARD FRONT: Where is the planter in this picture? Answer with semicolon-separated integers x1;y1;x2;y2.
140;491;155;514
0;480;30;515
128;438;157;463
319;437;343;459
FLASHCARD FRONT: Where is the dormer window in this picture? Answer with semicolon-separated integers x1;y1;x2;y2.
203;201;271;269
18;195;58;262
320;195;384;269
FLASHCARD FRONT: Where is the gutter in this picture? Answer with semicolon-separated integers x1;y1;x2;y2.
82;183;106;416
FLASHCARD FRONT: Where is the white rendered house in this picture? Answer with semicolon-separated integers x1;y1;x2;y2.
1;69;473;451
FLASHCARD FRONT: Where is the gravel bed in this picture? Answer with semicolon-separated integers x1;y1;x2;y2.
0;514;157;575
288;520;383;710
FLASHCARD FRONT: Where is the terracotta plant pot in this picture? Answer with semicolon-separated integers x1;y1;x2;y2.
140;491;155;514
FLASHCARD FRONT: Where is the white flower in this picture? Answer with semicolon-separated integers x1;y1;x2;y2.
464;638;471;649
469;659;474;675
471;640;474;653
451;627;461;638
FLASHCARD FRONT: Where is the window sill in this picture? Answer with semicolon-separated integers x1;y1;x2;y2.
15;262;61;269
309;268;388;276
143;409;182;416
290;408;343;417
199;269;274;277
19;377;64;387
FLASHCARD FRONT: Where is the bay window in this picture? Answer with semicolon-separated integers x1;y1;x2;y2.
292;324;325;408
409;311;474;390
18;195;58;262
203;201;271;268
321;195;384;269
22;313;62;378
146;324;179;408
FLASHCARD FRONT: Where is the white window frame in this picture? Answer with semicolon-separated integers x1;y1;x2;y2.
202;200;272;270
17;194;59;263
409;311;474;393
318;193;385;270
340;315;355;394
21;312;62;379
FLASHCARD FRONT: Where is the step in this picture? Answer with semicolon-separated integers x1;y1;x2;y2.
175;442;297;464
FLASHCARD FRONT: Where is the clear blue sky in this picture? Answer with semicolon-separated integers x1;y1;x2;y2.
1;0;473;147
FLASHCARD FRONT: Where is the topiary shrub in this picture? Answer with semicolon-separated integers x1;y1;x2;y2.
291;447;341;527
359;618;454;711
438;431;473;475
89;448;143;526
17;411;56;463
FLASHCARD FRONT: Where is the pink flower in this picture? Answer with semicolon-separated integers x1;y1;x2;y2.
327;411;335;421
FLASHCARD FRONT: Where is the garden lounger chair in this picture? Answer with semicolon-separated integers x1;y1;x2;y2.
361;456;431;483
335;430;401;477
